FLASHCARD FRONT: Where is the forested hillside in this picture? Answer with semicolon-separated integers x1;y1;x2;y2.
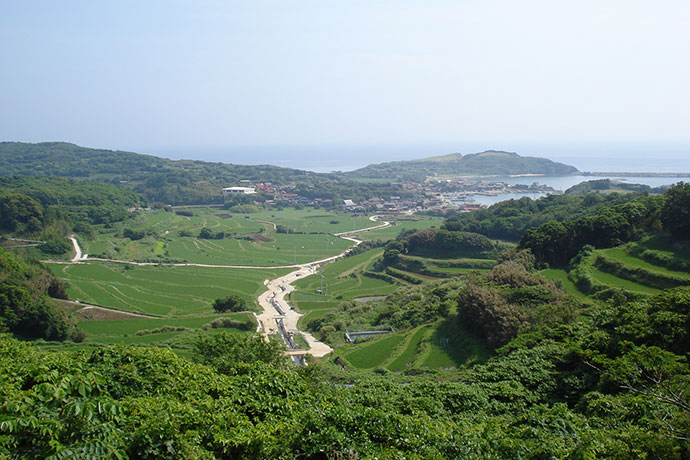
0;248;82;341
0;142;412;205
443;189;653;241
519;182;689;266
0;177;143;256
345;150;578;181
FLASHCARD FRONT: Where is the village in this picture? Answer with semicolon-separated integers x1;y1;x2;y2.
222;177;561;213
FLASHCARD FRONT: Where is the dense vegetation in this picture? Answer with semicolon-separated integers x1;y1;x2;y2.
0;247;82;341
443;191;648;241
457;251;576;347
2;142;690;457
345;150;578;181
0;142;414;205
2;277;690;458
519;183;689;266
564;178;659;195
0;176;142;239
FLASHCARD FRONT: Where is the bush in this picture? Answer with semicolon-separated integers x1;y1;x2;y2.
207;317;253;330
212;295;247;313
38;238;71;255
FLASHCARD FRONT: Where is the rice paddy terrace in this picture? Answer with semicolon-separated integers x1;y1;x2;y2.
46;208;445;354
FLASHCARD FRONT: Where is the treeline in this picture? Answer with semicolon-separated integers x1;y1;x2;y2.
519;182;689;266
443;191;648;241
0;248;83;341
0;176;142;241
378;228;501;269
564;178;660;195
0;142;412;206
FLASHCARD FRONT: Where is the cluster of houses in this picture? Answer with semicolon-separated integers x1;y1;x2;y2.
222;177;561;214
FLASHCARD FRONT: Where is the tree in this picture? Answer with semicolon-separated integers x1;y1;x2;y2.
0;193;43;233
198;227;214;239
193;333;287;373
38;237;71;255
212;294;246;313
662;182;690;239
382;240;406;265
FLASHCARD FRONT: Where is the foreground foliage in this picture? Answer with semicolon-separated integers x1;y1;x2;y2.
2;279;690;460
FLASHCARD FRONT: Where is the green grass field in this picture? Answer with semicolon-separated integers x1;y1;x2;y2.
635;235;690;261
357;216;445;241
600;247;690;280
81;208;385;266
345;333;406;369
49;262;289;316
539;268;593;303
340;318;491;371
292;248;398;304
420;319;490;369
387;326;430;371
587;264;661;295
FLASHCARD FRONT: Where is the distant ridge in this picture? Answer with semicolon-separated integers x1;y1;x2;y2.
345;149;578;181
0;141;320;205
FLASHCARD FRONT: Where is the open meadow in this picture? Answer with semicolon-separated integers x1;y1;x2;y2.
82;207;380;266
49;262;289;316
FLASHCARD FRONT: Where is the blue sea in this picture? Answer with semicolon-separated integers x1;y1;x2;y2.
146;143;690;175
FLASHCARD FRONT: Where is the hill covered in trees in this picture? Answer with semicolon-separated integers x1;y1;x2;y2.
0;142;326;205
0;143;580;205
344;150;579;181
0;247;82;341
442;190;653;241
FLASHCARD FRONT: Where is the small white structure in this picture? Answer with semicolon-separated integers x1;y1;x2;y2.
222;186;256;195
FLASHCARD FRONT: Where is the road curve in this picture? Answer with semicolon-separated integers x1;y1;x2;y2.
255;215;391;360
69;235;85;262
58;215;392;361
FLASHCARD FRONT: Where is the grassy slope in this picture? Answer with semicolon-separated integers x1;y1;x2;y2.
84;208;376;266
49;262;289;316
600;247;690;280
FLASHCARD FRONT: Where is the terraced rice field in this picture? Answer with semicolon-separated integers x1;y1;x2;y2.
587;265;661;295
345;333;406;368
49;262;289;316
82;208;380;266
342;319;490;371
387;326;430;371
539;268;592;303
292;248;397;304
357;216;445;241
600;247;690;280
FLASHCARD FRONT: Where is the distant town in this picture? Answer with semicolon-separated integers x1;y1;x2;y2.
223;178;561;213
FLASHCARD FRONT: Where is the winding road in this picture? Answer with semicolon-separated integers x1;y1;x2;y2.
254;215;390;361
63;216;391;361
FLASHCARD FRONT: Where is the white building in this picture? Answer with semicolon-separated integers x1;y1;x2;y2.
222;186;256;195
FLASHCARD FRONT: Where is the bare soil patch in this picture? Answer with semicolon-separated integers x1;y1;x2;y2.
250;233;275;242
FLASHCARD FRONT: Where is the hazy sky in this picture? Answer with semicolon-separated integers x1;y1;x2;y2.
1;0;689;163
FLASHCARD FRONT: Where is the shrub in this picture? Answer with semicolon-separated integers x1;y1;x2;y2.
212;295;247;313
